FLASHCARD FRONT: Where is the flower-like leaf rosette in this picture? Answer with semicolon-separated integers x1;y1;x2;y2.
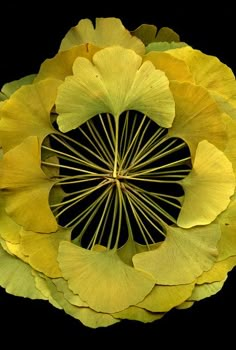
0;17;236;327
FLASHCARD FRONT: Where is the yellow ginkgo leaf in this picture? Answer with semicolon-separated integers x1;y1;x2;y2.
52;278;88;307
169;46;236;112
33;272;62;309
5;241;28;262
197;256;236;284
217;195;236;260
59;17;145;55
176;301;195;310
0;79;61;152
58;241;155;313
143;51;193;82
189;279;227;302
56;46;175;132
178;140;235;228
112;306;164;323
43;276;119;328
0;197;20;244
137;283;194;312
0;136;57;233
1;74;36;97
20;227;71;278
35;44;99;83
223;115;236;171
168;82;226;156
0;244;46;300
133;223;220;285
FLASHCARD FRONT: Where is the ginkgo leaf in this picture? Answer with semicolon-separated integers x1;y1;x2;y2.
0;137;57;233
0;244;46;300
197;256;236;284
60;17;145;55
20;227;71;278
133;224;220;285
35;44;99;82
58;242;155;313
146;41;187;53
52;278;88;307
168;82;226;156
0;79;61;152
169;46;236;109
1;74;36;97
0;197;20;244
217;195;236;260
189;279;227;301
44;276;119;328
33;272;62;309
112;306;164;323
131;24;179;45
137;283;194;312
56;46;175;132
143;51;193;82
178;140;235;228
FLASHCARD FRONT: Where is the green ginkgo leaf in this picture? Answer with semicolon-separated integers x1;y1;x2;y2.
0;244;46;300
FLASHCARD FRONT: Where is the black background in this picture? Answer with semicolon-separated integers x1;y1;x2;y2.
0;1;236;346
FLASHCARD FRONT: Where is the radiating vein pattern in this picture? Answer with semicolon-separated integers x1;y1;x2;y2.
41;111;192;249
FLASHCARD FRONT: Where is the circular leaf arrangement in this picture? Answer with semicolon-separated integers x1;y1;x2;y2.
0;17;236;328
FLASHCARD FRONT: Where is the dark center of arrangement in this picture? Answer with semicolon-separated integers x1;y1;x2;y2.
42;111;192;250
